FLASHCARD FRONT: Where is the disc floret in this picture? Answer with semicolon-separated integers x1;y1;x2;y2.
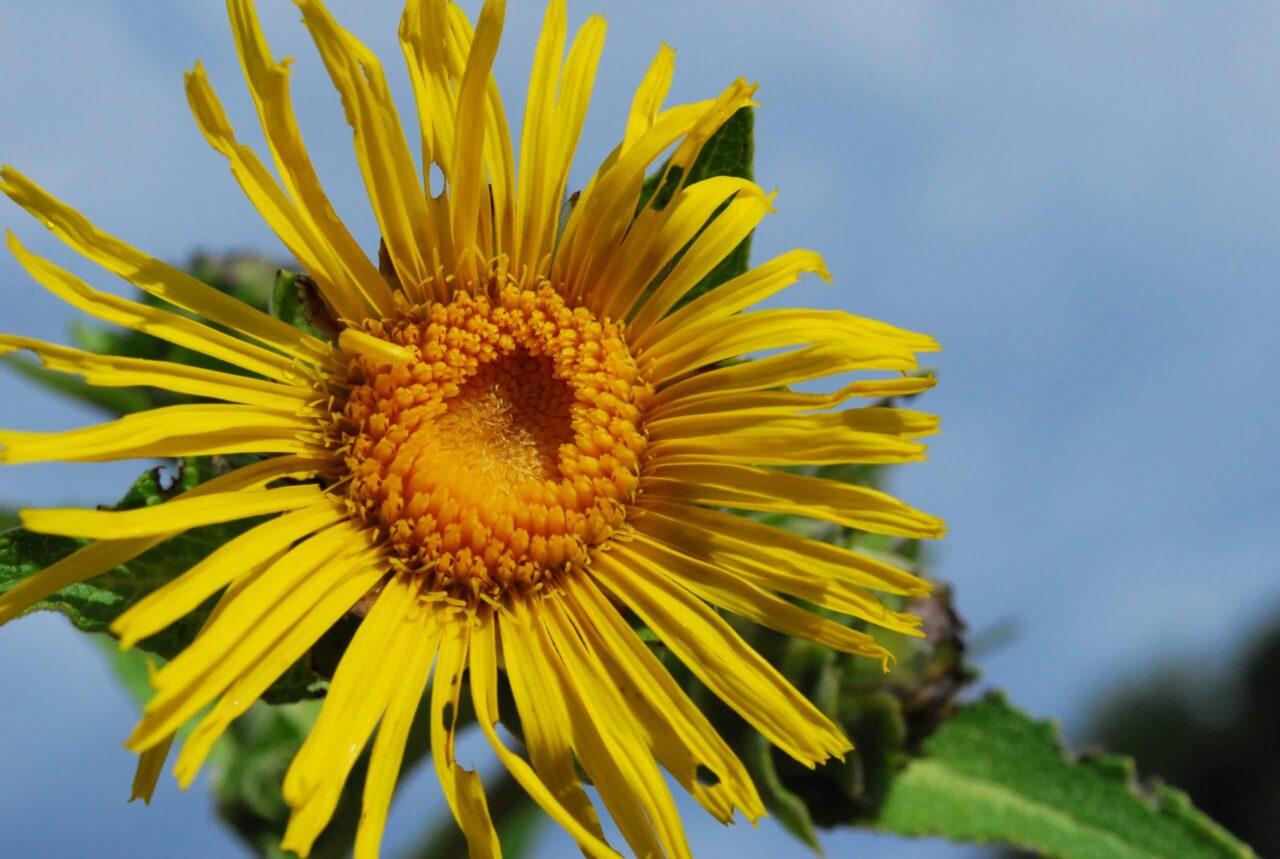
329;280;651;605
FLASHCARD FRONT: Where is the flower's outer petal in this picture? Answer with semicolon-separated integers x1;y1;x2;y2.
448;0;506;284
126;523;378;749
514;2;606;280
173;556;393;789
399;0;458;183
648;374;937;421
641;462;944;539
432;616;502;859
354;603;439;859
6;233;309;380
646;410;932;466
638;501;930;599
0;454;322;626
513;0;565;278
129;736;173;805
624;536;898;663
626;191;775;332
297;0;441;302
540;598;693;859
0;404;314;465
0;168;325;361
469;615;621;858
227;0;394;318
562;574;765;823
650;341;909;407
20;484;324;540
633;248;830;352
0;335;311;411
132;561;258;802
623;44;675;151
590;550;852;768
281;579;425;857
184;62;373;323
560;79;756;306
444;4;517;258
554;42;675;274
642;308;932;386
111;502;344;648
595;176;766;322
500;601;605;842
648;405;940;444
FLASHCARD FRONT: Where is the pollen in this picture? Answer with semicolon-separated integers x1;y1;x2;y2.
328;281;651;604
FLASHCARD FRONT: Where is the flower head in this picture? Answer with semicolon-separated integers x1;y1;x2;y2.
0;1;943;856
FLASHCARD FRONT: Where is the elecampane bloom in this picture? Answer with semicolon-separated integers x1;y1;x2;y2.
0;1;944;857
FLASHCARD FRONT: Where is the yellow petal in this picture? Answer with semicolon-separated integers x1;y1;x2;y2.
641;461;944;538
561;79;756;303
500;602;604;840
652;340;909;407
449;0;507;280
127;524;378;749
21;484;324;540
6;232;305;380
0;334;311;410
355;603;439;859
0;167;325;361
297;0;440;301
624;536;898;661
595;176;766;322
282;579;424;856
0;403;312;465
174;558;391;789
649;373;937;421
540;599;692;859
623;44;676;151
634;248;830;353
626;190;775;333
561;575;764;823
444;3;517;258
469;614;621;858
590;549;851;767
111;502;344;648
513;0;566;277
129;736;173;805
643;308;929;386
637;500;929;599
0;454;321;626
646;409;931;466
227;0;394;317
514;4;606;279
184;61;371;323
431;615;501;859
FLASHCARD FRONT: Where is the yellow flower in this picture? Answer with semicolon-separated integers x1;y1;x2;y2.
0;1;944;857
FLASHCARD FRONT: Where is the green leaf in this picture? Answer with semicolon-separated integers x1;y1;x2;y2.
0;457;321;703
869;694;1256;859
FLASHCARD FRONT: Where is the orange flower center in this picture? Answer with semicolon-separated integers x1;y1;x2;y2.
330;282;650;604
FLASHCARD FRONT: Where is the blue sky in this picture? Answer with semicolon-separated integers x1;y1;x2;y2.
3;1;1279;857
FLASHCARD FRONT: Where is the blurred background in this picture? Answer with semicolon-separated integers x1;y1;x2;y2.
3;1;1280;856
